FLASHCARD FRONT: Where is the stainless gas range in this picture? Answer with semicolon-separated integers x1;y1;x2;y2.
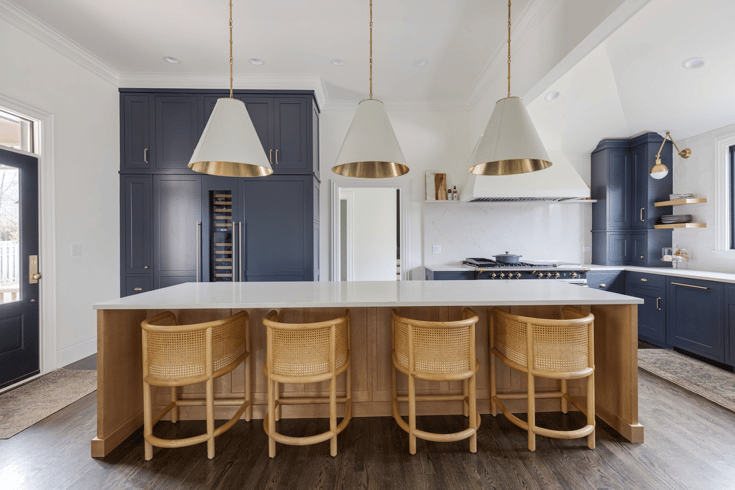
462;258;589;285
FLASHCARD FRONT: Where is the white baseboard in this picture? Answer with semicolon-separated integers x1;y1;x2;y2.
57;336;97;368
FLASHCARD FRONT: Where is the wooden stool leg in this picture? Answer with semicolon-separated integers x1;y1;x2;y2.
268;377;276;458
245;352;252;422
587;372;596;449
560;379;568;414
527;373;536;452
408;373;417;455
463;379;469;417
170;387;179;423
206;377;215;459
330;375;337;457
469;373;477;453
143;381;153;461
274;380;281;422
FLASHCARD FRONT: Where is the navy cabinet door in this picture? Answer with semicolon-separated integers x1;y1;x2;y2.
122;95;152;170
273;98;308;172
153;175;202;288
607;149;632;230
667;278;725;362
631;144;648;230
727;286;735;365
121;176;152;275
240;176;313;281
154;96;201;170
201;175;243;282
607;233;631;265
631;232;647;266
586;270;623;292
237;97;274;165
627;284;666;345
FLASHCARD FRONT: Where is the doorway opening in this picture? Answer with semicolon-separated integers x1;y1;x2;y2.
331;180;409;281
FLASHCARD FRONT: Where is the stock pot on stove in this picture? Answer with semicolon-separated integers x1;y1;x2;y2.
492;251;522;264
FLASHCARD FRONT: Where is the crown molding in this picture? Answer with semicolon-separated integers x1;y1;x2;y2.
466;0;559;111
322;99;470;113
0;0;119;86
119;73;329;109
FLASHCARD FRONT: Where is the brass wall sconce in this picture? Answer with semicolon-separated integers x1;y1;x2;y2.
651;131;691;180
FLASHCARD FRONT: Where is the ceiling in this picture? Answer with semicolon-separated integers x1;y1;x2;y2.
6;0;531;102
528;0;735;155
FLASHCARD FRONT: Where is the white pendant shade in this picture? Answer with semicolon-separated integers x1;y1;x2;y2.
332;99;409;178
470;96;552;176
188;97;273;177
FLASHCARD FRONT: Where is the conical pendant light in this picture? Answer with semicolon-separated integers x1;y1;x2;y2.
188;0;273;178
332;0;409;178
469;0;552;176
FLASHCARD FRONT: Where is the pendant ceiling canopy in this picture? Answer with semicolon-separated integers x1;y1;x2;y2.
331;0;409;178
188;0;272;178
469;0;552;176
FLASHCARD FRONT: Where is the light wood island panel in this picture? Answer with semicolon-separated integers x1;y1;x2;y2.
92;302;642;457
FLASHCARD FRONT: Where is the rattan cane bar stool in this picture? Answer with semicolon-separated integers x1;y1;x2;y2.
391;308;481;455
262;310;352;458
489;306;595;451
141;311;251;461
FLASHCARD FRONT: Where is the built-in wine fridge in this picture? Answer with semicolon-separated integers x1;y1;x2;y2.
209;190;237;282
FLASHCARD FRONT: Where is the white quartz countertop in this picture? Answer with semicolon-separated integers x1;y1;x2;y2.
93;280;642;310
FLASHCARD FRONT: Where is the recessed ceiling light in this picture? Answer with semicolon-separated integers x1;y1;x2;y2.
163;56;180;64
682;57;706;70
544;90;560;101
415;59;428;67
331;58;346;67
249;58;264;66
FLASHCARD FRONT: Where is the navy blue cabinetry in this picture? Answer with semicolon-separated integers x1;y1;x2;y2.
586;270;623;293
667;277;725;362
240;175;316;281
154;96;202;171
727;286;735;365
120;176;152;296
153;174;202;288
626;272;666;346
121;95;152;171
591;133;673;266
425;269;475;280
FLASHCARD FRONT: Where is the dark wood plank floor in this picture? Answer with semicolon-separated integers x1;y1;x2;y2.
1;369;734;490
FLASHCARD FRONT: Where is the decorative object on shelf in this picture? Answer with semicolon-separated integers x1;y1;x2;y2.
650;131;691;180
188;0;273;178
662;246;689;268
659;214;692;225
434;173;447;200
332;0;408;178
469;0;552;176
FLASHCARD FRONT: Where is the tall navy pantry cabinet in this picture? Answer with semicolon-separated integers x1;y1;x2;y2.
119;89;320;296
591;133;673;266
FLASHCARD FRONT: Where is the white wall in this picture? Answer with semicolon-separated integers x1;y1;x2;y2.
0;17;119;367
341;187;396;281
671;123;735;272
319;108;474;280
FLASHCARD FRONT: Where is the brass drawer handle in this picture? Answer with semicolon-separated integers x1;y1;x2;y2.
144;148;148;163
671;282;708;290
656;297;661;310
134;287;142;291
599;284;606;288
640;278;647;282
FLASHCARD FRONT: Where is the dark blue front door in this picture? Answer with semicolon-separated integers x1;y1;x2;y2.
0;147;39;389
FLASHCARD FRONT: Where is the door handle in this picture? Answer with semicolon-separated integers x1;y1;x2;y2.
671;281;708;290
640;208;644;222
599;284;606;288
238;222;243;282
144;148;148;163
29;255;41;284
196;222;201;282
640;278;647;282
275;149;279;165
656;297;661;310
269;149;273;164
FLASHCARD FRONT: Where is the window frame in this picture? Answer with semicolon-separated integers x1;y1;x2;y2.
713;133;735;257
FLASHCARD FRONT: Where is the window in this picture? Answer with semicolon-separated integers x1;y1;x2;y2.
0;108;35;153
731;145;735;249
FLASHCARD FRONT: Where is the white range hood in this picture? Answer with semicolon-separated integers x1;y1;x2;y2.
460;149;590;202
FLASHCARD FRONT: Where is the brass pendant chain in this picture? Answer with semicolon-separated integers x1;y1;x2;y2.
369;0;373;99
507;0;511;98
229;0;234;98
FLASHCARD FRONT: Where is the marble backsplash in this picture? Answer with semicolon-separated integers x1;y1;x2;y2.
423;202;592;267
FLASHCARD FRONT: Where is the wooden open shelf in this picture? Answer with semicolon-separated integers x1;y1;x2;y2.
654;222;706;229
655;198;707;207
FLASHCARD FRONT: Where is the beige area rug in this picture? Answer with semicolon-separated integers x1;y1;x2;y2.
0;368;97;439
638;349;735;413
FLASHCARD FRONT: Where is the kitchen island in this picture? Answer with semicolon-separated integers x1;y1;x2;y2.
91;281;644;457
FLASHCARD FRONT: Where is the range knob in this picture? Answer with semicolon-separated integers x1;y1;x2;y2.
516;272;522;278
571;272;579;278
499;273;505;278
546;272;552;278
537;272;544;278
554;272;560;278
491;273;497;279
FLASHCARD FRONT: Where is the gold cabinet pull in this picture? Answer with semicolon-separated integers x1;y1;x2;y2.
134;287;142;291
275;149;279;165
144;148;148;163
640;208;644;222
640;278;647;282
269;149;273;164
671;281;708;290
656;297;661;310
599;284;606;288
